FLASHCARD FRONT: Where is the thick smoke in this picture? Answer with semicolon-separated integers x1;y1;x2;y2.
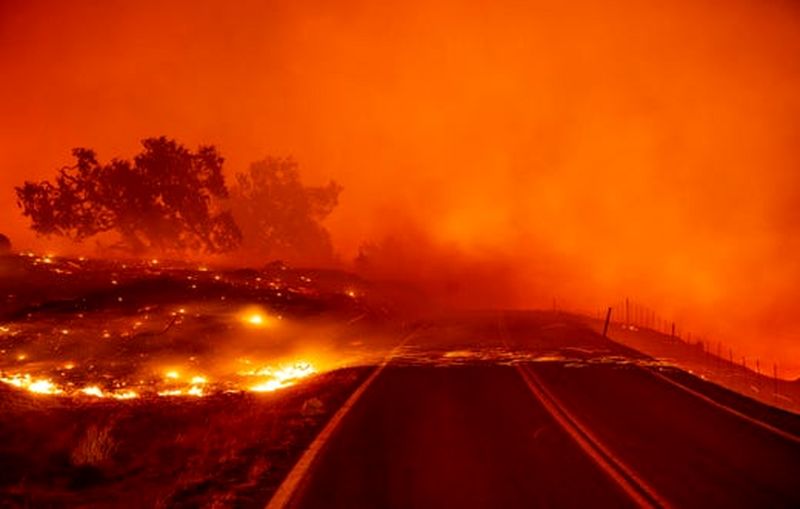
2;0;800;375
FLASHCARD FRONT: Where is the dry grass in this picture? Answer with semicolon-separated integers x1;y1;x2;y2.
0;367;369;508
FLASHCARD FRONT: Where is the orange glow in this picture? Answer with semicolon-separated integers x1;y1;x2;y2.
247;314;265;326
1;374;63;395
240;307;277;329
80;385;105;397
247;362;316;393
1;352;317;400
111;390;139;400
2;1;800;376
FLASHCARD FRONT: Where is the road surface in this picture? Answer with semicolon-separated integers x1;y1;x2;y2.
271;311;800;508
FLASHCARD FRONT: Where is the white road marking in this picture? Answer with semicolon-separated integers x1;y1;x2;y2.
265;330;418;509
647;368;800;445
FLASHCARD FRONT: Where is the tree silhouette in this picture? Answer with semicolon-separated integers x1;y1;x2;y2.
230;157;341;264
16;137;241;254
0;233;10;254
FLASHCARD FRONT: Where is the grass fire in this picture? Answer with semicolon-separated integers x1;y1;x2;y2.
2;1;800;507
0;251;403;507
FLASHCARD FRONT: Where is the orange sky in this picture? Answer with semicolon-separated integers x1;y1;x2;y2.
2;0;800;376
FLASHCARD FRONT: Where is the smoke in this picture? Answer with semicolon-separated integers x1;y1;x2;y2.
2;0;800;374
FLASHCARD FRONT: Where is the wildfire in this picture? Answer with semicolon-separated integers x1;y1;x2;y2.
80;385;105;397
247;362;316;393
247;314;265;326
112;390;138;400
1;374;63;395
187;385;204;397
0;264;321;402
239;305;279;328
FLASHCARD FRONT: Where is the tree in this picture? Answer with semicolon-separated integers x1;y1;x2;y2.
0;233;10;254
16;137;241;254
230;157;341;264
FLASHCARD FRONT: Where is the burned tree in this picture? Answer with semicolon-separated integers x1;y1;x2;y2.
15;137;241;255
231;157;341;264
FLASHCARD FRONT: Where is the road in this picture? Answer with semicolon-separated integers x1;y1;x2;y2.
271;311;800;508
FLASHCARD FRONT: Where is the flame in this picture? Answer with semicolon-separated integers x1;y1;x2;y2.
187;385;204;397
0;348;317;400
248;362;316;393
239;305;278;328
80;385;105;397
157;389;184;397
247;314;265;326
1;374;63;395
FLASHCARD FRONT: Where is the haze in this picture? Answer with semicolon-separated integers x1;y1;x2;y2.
2;0;800;376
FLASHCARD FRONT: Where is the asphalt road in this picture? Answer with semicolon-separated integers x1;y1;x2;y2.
276;312;800;509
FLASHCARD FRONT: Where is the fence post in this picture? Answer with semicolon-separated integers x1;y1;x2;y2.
603;307;612;338
626;298;630;328
774;364;779;399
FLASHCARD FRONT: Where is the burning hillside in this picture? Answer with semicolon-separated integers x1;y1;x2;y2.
0;252;409;506
0;252;400;403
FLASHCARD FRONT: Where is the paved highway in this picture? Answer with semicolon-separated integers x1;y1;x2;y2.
270;311;800;508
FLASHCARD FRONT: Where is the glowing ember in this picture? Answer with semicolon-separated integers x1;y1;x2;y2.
112;390;138;400
239;305;279;328
247;314;265;326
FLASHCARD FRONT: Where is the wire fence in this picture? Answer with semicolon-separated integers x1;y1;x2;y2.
573;297;785;401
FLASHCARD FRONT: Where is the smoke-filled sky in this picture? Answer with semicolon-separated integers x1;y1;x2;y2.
2;0;800;375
